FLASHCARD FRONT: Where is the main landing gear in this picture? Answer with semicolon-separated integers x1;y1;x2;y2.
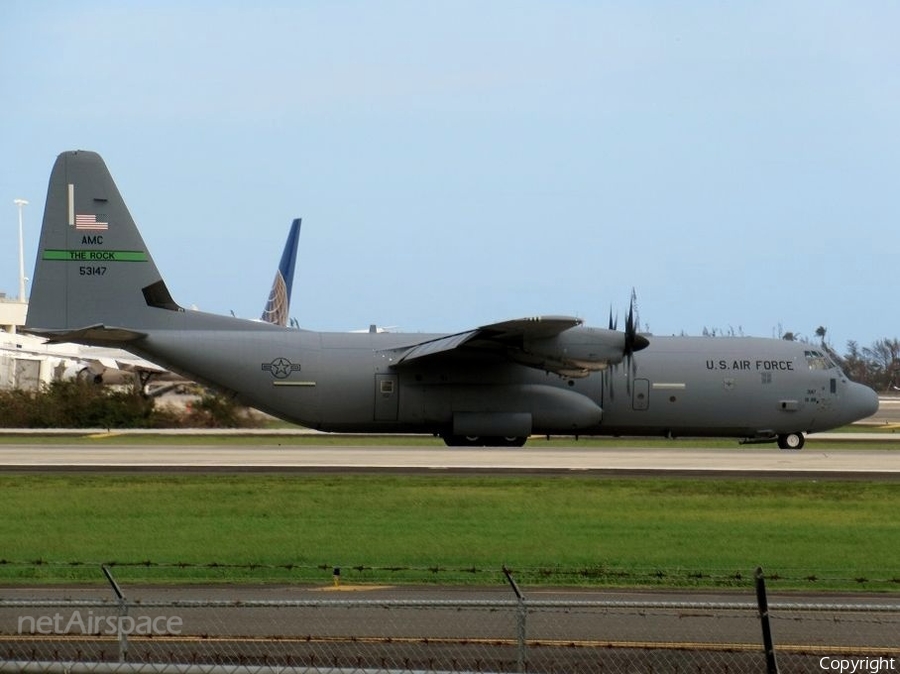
741;432;806;450
442;435;528;448
777;432;805;450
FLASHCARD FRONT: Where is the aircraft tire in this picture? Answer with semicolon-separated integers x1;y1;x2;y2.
442;435;480;447
777;432;805;450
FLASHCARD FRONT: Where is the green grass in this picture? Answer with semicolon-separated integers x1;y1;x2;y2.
1;473;898;591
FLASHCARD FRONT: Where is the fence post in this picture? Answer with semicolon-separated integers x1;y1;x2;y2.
503;566;527;673
755;566;779;674
101;565;128;662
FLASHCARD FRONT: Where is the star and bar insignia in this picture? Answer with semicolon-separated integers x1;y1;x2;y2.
261;357;302;379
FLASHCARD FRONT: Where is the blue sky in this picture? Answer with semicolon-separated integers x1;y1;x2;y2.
2;2;897;350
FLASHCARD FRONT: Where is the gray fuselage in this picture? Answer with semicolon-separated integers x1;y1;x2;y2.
129;315;878;441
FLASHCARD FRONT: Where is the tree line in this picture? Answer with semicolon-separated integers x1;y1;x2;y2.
0;379;258;428
837;338;900;392
799;326;899;393
759;326;897;393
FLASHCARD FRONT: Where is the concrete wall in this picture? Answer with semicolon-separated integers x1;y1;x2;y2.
0;299;27;334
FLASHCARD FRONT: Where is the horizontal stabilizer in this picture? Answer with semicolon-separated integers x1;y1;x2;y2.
26;324;147;346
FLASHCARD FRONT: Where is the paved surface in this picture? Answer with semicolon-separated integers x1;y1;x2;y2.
2;582;896;605
1;443;899;478
1;585;897;671
874;395;900;423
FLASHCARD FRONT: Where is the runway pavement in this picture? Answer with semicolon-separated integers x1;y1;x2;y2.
1;442;899;477
0;395;897;476
2;584;897;671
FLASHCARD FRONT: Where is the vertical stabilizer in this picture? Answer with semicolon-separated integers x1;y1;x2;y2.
25;151;181;335
260;218;301;327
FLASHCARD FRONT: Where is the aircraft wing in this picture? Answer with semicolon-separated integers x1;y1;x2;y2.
387;316;601;376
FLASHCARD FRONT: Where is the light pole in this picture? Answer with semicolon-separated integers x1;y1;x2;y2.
13;199;28;302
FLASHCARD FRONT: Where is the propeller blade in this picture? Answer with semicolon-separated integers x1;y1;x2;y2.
603;291;649;401
624;291;649;356
622;290;648;395
625;305;635;347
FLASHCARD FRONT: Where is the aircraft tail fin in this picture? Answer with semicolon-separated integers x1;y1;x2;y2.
25;151;183;336
260;218;301;327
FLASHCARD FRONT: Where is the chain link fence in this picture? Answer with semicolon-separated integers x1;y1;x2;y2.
2;591;898;673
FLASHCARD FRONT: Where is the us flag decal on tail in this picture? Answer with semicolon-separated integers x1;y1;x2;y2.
74;214;108;230
67;183;109;230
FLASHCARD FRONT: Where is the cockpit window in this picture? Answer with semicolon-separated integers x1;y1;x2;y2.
804;350;835;370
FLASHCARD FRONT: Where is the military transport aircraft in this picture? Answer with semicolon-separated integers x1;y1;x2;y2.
24;151;879;449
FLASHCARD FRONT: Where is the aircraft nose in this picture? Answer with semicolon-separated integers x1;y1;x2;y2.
849;383;879;422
